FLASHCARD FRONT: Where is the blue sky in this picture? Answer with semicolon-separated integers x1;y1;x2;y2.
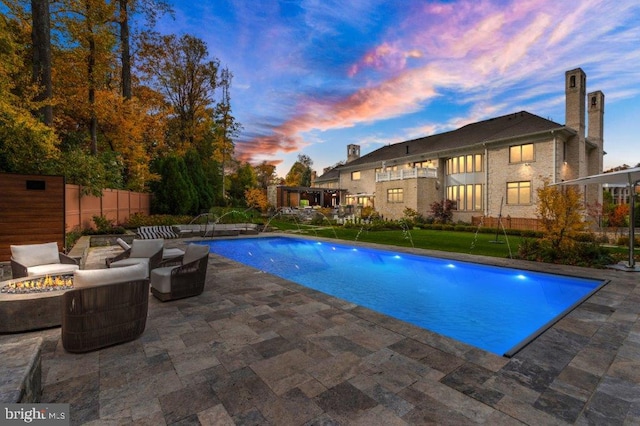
157;0;640;178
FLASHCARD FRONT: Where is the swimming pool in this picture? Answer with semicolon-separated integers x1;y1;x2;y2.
199;236;606;356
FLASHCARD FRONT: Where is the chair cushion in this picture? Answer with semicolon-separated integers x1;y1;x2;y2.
74;263;148;288
150;266;179;293
163;248;185;260
116;238;131;251
11;242;60;267
27;263;79;277
130;239;164;258
109;258;150;274
183;244;209;264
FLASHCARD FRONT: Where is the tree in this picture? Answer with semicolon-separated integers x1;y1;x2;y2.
116;0;172;99
0;13;58;174
184;149;214;213
285;154;313;186
57;0;117;155
254;161;277;190
151;155;197;215
213;67;241;200
245;188;269;212
536;179;586;252
31;0;52;125
430;199;454;223
137;32;220;152
227;162;257;205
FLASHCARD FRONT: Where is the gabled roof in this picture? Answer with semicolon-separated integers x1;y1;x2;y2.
322;111;564;175
313;165;341;183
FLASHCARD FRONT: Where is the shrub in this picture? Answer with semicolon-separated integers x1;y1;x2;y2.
65;226;83;251
516;238;613;267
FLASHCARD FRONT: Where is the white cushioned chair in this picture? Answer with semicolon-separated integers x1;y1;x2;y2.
150;244;209;302
107;239;164;277
62;263;149;353
10;242;79;278
116;238;184;262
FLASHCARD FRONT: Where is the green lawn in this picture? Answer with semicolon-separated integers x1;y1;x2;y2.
265;219;634;262
267;220;520;258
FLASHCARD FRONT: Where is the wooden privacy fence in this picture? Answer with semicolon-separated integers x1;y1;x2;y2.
0;173;150;262
65;185;150;231
0;173;66;262
471;216;542;231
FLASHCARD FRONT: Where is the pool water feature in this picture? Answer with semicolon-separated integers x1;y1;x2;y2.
200;236;606;357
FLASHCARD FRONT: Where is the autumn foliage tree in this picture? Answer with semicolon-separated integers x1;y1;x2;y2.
536;179;586;252
245;188;269;213
0;0;241;206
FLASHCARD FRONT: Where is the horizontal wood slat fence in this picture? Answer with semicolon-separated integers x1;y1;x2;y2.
471;216;543;231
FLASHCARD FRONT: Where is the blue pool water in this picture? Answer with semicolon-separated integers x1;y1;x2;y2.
199;236;605;356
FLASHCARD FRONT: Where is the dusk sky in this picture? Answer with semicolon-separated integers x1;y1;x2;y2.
157;0;640;178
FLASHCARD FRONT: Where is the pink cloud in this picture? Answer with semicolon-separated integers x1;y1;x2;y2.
237;0;619;166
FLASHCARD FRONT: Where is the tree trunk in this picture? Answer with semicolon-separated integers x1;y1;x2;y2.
87;3;98;155
119;0;131;99
31;0;53;125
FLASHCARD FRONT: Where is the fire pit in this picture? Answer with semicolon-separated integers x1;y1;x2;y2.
1;275;73;294
0;274;75;333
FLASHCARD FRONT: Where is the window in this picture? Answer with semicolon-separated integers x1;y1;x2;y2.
507;181;531;204
509;144;534;163
351;171;361;180
445;184;483;211
446;154;483;175
387;188;403;203
474;154;483;172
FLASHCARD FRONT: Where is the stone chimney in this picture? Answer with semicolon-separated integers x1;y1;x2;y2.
347;144;360;163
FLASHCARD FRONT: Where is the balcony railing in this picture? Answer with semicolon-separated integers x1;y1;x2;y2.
376;167;437;182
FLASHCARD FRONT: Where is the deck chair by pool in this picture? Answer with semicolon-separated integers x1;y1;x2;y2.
150;244;209;302
116;237;184;263
107;238;163;277
136;226;178;239
62;263;149;353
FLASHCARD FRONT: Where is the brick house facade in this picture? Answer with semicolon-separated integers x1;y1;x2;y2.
313;68;605;223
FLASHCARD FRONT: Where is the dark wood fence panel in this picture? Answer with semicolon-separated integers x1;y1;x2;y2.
0;173;65;262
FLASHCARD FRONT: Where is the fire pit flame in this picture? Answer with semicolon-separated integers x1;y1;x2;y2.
1;275;74;294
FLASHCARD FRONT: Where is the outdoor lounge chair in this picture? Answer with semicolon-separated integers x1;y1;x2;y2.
62;263;149;353
150;244;209;302
116;237;185;263
10;242;80;278
106;238;163;277
136;226;178;239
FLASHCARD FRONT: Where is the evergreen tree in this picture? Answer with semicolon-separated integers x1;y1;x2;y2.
151;156;197;214
184;149;214;213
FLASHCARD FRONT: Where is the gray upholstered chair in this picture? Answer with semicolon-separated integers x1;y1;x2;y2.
107;238;164;277
10;242;79;278
62;263;149;353
150;244;209;302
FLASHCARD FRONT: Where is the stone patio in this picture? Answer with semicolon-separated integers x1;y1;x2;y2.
1;234;638;425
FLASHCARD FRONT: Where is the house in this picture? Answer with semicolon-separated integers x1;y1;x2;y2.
314;68;605;224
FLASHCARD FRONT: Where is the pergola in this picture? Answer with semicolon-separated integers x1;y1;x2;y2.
556;167;640;271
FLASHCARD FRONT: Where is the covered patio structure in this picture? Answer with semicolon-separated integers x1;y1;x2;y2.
270;185;346;209
556;166;640;271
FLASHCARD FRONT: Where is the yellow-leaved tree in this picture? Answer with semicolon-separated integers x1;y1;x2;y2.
536;178;586;252
244;188;269;213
